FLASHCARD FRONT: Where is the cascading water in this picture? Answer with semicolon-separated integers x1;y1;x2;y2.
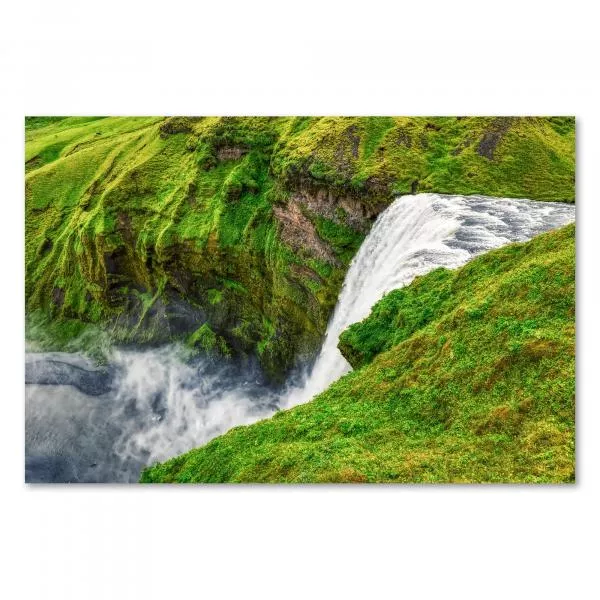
282;193;576;406
25;194;575;482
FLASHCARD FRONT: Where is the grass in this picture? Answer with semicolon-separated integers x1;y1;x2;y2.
25;116;575;378
141;224;575;483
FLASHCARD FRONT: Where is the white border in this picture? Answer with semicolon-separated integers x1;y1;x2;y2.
1;2;599;599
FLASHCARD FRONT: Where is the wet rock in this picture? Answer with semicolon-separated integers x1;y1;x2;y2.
25;356;114;396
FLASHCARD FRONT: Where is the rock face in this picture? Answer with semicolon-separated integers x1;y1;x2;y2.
477;117;514;160
274;200;339;265
290;184;385;233
216;146;247;161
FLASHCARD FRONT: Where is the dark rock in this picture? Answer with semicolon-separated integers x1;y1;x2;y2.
25;358;114;396
51;287;64;308
477;117;513;160
40;238;53;256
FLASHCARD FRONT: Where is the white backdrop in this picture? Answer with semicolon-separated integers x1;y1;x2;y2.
1;2;598;598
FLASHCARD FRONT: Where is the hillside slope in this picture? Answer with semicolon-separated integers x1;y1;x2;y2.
141;224;575;483
25;116;575;378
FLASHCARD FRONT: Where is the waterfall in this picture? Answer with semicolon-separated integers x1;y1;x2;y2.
25;193;575;482
282;193;575;407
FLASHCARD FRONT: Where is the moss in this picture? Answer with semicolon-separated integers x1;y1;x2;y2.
338;267;456;367
26;116;575;380
25;310;111;362
187;323;230;356
314;216;364;264
207;289;223;305
271;116;575;202
141;225;575;483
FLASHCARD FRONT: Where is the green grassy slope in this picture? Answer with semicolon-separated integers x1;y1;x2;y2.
141;224;575;483
25;116;575;378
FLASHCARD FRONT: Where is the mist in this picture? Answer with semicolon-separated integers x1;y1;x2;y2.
26;347;282;482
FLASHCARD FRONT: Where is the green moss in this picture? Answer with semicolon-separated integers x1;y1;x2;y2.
141;225;575;483
362;116;396;159
26;310;110;362
26;116;575;380
272;116;575;202
338;267;455;368
187;323;229;356
314;216;364;264
207;289;223;305
257;317;276;356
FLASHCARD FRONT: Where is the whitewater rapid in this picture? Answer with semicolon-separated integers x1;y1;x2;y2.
25;194;575;482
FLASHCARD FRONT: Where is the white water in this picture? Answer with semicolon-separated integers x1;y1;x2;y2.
283;193;575;406
25;193;575;482
26;347;280;482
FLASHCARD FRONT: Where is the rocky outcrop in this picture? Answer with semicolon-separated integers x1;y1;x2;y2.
290;184;388;233
273;200;338;265
477;117;514;160
216;146;247;161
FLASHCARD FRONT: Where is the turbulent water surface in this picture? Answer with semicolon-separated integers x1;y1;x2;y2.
25;194;575;482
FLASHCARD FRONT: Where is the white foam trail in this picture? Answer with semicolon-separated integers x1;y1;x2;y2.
282;193;575;406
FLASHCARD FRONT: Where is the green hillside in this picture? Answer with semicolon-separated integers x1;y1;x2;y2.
25;116;575;379
141;224;575;483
